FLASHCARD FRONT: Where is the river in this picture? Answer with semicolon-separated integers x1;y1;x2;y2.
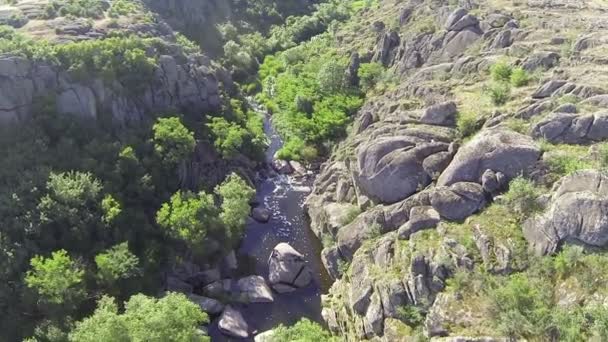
208;103;331;341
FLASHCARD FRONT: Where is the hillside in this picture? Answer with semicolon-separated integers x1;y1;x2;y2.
2;0;608;341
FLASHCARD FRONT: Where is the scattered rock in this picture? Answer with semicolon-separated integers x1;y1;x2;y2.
237;276;274;303
186;268;220;288
420;101;458;126
481;169;507;194
251;207;271;223
272;159;294;174
254;330;275;342
166;276;193;293
581;94;608;108
531;111;608;144
322;246;344;280
522;51;560;71
398;206;441;239
531;79;567;98
187;294;224;315
289;160;307;175
489;29;513;49
218;306;249;339
268;243;313;293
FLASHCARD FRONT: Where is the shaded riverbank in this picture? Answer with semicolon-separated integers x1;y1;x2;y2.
208;104;331;341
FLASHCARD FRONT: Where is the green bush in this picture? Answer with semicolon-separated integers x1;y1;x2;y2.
545;153;592;176
358;62;384;91
208;117;248;158
510;67;530;87
503;177;542;218
490;61;512;83
270;318;336;342
488;82;511;105
456;111;479;137
397;305;425;327
45;0;106;19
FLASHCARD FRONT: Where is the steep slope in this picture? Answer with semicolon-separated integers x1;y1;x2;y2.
301;0;608;340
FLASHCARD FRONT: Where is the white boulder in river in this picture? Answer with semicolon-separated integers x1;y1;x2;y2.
219;306;249;338
268;243;313;293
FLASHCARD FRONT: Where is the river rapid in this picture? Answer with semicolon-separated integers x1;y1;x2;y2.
208;102;331;341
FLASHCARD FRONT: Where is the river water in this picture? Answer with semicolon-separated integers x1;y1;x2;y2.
208;105;331;341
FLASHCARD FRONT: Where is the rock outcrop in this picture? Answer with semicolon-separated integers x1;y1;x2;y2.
524;170;608;254
268;243;313;293
437;128;541;186
531;111;608;144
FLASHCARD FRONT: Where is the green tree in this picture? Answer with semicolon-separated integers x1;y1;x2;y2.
101;194;122;225
208;117;247;158
156;191;218;246
270;318;336;342
152;117;195;165
95;242;140;286
317;60;345;93
37;171;103;251
69;293;210;342
216;173;255;242
25;250;85;305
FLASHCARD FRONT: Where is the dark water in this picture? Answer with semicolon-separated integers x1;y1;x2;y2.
208;105;331;341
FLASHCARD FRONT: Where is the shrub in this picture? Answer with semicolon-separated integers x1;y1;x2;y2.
488;82;511;105
456;111;479;137
510;67;530;87
490;61;512;83
488;273;553;338
545;153;592;176
503;177;542;218
553;245;584;279
25;250;85;305
317;60;346;93
397;305;425;327
95;242;140;285
358;62;384;92
270;318;336;342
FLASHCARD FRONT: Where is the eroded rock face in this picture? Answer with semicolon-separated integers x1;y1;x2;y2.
0;53;221;124
437;128;541;187
218;306;249;338
524;170;608;255
268;243;313;293
531;112;608;144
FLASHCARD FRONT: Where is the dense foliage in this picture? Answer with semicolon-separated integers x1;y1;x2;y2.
270;318;337;342
68;293;209;342
257;36;365;161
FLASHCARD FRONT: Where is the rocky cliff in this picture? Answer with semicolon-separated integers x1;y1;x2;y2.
307;0;608;339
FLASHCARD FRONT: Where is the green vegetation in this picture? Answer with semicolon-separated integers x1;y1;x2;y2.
44;0;107;19
270;318;337;342
357;62;384;92
456;111;479;137
257;36;363;161
69;293;210;342
95;242;141;286
152;117;196;165
488;81;511;105
25;250;85;305
510;67;531;87
503;176;543;218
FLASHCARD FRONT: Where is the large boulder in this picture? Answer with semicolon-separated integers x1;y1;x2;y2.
430;182;486;221
420;101;458;126
437;128;541;186
356;137;450;203
524;170;608;255
268;243;313;293
218;306;249;338
237;276;274;303
186;294;224;315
